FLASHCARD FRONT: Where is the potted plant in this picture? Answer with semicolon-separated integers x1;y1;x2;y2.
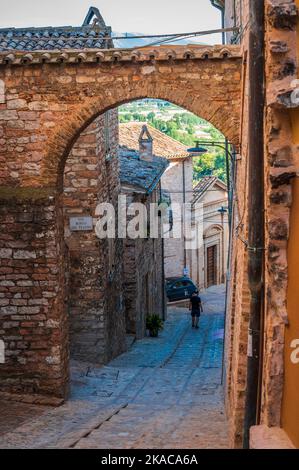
146;314;163;337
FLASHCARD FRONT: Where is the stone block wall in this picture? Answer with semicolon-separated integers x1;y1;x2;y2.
123;187;165;339
0;189;69;399
63;109;126;364
223;0;299;449
222;0;251;447
0;44;242;399
0;47;242;190
262;0;298;432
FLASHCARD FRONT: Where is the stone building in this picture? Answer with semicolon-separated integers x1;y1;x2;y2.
119;122;193;280
119;125;168;339
210;0;299;449
60;10;126;366
190;176;229;290
119;123;229;290
0;7;129;400
0;30;241;402
1;0;298;450
63;109;126;365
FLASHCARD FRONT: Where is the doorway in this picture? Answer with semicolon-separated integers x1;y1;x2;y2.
207;244;218;287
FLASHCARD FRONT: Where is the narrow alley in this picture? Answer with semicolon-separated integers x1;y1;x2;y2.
0;286;228;449
1;0;299;453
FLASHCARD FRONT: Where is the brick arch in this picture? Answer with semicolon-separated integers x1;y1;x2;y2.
48;78;241;190
0;46;242;188
0;45;242;189
0;45;242;400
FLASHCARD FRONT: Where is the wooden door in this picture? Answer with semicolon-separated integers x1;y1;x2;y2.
207;245;217;287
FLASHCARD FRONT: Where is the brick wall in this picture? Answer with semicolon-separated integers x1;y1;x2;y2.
0;47;242;189
0;107;127;399
222;0;251;447
224;0;249;44
223;0;299;448
0;189;69;400
262;0;298;430
63;110;126;364
0;45;242;399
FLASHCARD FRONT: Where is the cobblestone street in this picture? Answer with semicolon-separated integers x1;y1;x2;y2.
0;286;228;449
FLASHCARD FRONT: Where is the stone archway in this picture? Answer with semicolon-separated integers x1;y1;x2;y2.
0;45;242;190
0;44;243;400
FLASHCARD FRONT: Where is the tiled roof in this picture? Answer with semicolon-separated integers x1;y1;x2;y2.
0;7;112;51
192;176;227;204
119;148;168;194
119;123;191;160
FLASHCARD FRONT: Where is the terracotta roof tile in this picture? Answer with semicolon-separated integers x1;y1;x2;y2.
119;122;191;160
0;8;112;51
119;148;168;193
0;26;112;51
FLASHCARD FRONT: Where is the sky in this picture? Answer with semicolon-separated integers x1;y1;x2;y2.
0;0;222;45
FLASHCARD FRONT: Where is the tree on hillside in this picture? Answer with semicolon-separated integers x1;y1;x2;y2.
119;101;227;183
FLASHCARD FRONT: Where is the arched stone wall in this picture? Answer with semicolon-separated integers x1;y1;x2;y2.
63;110;126;366
0;45;243;400
0;45;242;190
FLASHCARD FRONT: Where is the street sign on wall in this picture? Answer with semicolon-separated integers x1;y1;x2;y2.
69;216;93;232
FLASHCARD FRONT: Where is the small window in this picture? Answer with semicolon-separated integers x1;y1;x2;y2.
0;340;4;364
0;79;5;104
182;280;192;287
174;281;183;288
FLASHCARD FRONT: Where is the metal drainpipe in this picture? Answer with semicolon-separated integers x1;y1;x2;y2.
182;159;187;272
210;1;225;44
159;183;166;321
211;0;229;387
221;148;236;385
233;0;237;28
221;6;225;45
243;0;265;449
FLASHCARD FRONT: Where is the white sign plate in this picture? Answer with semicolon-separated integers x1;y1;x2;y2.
70;216;93;232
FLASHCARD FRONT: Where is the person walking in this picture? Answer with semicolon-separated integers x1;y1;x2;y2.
189;290;203;329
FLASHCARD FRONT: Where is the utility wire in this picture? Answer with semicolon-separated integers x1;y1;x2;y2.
111;27;238;43
5;27;238;46
138;28;238;48
161;189;228;193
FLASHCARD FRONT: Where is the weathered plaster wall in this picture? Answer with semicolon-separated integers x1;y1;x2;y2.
202;192;229;287
281;3;299;448
282;179;299;447
190;190;229;290
162;158;193;279
224;0;299;449
262;0;298;432
224;0;248;44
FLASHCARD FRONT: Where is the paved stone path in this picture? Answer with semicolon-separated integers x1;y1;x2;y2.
0;285;229;449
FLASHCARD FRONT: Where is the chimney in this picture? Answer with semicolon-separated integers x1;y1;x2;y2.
139;125;153;162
